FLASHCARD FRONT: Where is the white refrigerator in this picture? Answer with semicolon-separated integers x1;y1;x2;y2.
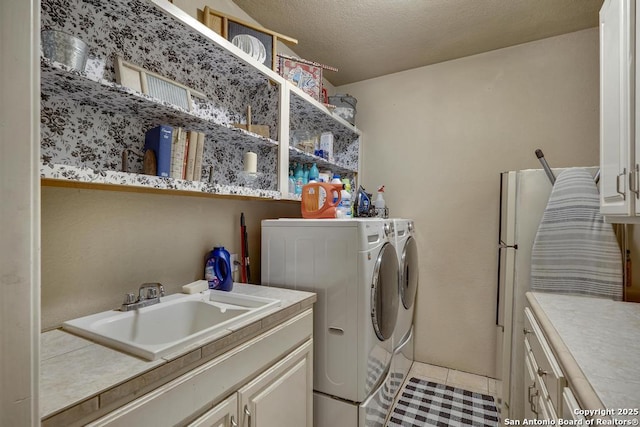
495;167;597;420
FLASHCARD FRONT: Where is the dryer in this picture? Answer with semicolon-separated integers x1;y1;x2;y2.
389;218;419;391
261;218;399;427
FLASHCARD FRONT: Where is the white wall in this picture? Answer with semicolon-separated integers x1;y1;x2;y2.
338;28;600;377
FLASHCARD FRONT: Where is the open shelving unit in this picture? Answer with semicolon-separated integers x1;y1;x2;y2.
40;0;361;202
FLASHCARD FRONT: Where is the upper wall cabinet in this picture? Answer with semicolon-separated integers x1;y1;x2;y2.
600;0;640;221
39;0;361;201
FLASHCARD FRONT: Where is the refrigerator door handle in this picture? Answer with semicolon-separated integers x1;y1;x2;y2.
496;244;503;327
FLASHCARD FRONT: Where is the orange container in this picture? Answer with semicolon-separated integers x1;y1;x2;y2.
301;182;342;218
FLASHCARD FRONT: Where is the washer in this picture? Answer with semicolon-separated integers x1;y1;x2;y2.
261;218;399;427
389;218;419;391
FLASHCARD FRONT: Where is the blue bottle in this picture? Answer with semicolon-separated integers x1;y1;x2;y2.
204;246;233;291
303;164;309;185
308;163;319;182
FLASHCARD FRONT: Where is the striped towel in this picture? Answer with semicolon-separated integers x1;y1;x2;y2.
531;168;623;300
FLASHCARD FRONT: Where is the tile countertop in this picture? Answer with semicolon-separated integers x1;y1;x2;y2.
527;292;640;414
41;283;315;424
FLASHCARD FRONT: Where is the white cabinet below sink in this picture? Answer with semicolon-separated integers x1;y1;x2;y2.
188;394;238;427
87;309;312;427
190;340;312;427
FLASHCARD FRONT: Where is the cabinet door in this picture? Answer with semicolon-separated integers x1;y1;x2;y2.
600;0;634;216
238;339;313;427
635;2;640;216
189;394;238;427
523;343;539;420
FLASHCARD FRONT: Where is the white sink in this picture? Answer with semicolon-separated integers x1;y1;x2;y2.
62;289;281;360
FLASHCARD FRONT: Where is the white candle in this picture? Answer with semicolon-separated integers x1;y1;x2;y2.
244;151;257;174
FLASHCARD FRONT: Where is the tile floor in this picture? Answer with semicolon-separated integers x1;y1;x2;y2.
401;361;501;401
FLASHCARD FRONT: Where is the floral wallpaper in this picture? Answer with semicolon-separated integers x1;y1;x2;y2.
40;0;360;196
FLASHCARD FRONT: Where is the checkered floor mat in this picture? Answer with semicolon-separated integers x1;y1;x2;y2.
387;378;499;427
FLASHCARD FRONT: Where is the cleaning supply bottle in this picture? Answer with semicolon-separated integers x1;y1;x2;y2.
288;170;295;194
294;163;304;195
331;175;342;204
204;246;233;291
303;164;310;184
341;178;353;218
375;186;386;218
309;162;319;182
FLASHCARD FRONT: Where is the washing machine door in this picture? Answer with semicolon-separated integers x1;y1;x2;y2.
401;236;418;310
371;242;399;341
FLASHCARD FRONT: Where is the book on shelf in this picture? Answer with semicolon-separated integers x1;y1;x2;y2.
144;125;173;177
181;131;190;179
170;127;186;179
194;132;205;181
185;130;198;180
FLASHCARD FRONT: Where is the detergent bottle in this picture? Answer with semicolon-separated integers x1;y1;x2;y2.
204;246;233;291
301;182;342;218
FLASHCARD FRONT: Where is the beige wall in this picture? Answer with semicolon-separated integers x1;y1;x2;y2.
338;28;600;378
41;187;299;330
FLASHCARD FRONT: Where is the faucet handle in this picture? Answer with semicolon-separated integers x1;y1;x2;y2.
123;293;137;305
137;282;164;300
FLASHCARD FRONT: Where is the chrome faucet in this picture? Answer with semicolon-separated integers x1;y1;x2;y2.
120;282;165;311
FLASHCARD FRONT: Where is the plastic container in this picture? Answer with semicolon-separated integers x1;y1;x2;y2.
320;132;334;162
301;182;342;218
293;163;304;195
309;163;319;182
288;170;295;194
339;179;353;218
328;94;357;125
204;246;233;291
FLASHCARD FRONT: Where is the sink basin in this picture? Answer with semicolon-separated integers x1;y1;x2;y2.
62;288;281;360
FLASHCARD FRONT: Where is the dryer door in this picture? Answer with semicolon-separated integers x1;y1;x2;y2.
401;236;418;310
371;242;399;341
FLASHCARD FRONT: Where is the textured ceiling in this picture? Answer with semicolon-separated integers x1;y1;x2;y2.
232;0;604;86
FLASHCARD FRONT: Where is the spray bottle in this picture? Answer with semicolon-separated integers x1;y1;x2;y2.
375;186;386;218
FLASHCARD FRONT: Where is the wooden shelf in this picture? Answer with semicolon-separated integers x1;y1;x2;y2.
40;163;292;202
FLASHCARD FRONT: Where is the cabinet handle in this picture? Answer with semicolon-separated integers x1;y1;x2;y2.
617;169;627;200
244;405;252;427
537;367;547;377
230;415;238;427
528;384;539;415
632;164;640;199
523;328;533;335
